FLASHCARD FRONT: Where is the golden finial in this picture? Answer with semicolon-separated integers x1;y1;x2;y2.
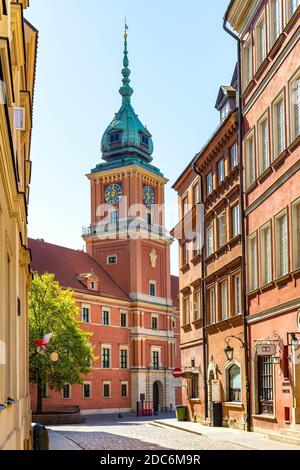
124;16;128;39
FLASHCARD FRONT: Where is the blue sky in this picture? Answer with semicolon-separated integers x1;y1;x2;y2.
25;0;236;274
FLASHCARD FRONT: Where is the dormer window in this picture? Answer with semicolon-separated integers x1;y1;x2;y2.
141;133;149;147
109;131;121;144
220;101;230;122
90;281;95;290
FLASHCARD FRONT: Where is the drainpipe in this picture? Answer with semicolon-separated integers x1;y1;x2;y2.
192;162;208;421
223;6;251;432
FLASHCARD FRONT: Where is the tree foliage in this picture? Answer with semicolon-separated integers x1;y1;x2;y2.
29;273;93;396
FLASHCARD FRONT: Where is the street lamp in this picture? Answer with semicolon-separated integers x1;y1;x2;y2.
224;344;234;361
287;332;300;347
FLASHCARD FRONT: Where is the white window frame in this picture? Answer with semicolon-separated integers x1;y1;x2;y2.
248;232;258;291
274;209;289;278
151;314;159;330
231;203;241;239
151;346;162;369
206;223;214;257
61;384;71;400
245;131;256;189
224;360;242;403
269;0;282;47
288;68;300;144
260;221;273;286
182;295;190;326
13;107;25;131
291;197;300;270
103;380;111;399
285;0;299;22
207;172;213;195
83;381;92;399
272;92;286;159
220;279;228;321
193;288;201;321
120;311;128;328
242;36;253;89
81;304;90;324
255;12;267;70
149;279;156;297
102;307;110;326
106;254;118;265
192;181;200;206
231;143;238;169
218;211;227;247
208;286;216;324
233;274;241;316
218;159;225;183
120;346;129;369
257;112;270;174
101;344;112;369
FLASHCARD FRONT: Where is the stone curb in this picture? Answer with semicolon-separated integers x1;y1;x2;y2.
152;420;203;437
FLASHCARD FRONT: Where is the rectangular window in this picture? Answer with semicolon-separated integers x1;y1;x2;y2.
231;144;238;168
182;196;189;216
218;159;225;183
193;289;201;321
147;210;152;226
275;211;288;277
231;204;240;238
82;306;90;323
151;316;158;330
103;382;111;398
245;134;255;188
208;287;215;324
152;350;160;370
258;116;270;174
290;75;300;142
14;107;25;131
183;296;190;325
83;382;91;398
182;242;189;266
233;275;241;315
292;199;300;270
120;349;128;369
121;382;128;397
193;182;200;206
220;101;230;122
270;0;282;46
207;223;214;256
102;310;110;326
120;312;127;327
243;39;252;87
110;210;119;224
248;234;258;291
220;280;228;321
149;281;156;297
260;223;272;285
288;0;299;19
207;172;213;195
256;17;266;68
102;347;110;368
188;374;199;400
273;97;285;158
258;356;274;415
218;212;227;247
107;255;117;265
109;131;121;143
62;384;71;399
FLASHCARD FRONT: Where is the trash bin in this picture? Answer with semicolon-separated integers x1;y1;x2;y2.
210;402;222;427
33;424;49;450
176;405;187;422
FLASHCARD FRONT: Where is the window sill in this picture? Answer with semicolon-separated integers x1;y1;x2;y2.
242;78;256;98
259;281;275;293
215;245;227;257
245;180;259;194
191;254;201;266
252;414;277;422
189;398;201;403
204;253;216;264
275;273;292;286
223;402;244;408
182;323;192;332
257;166;272;183
247;288;260;297
288;134;300;152
227;234;241;249
272;149;288;170
268;32;286;60
192;318;202;329
180;263;190;274
253;57;270;81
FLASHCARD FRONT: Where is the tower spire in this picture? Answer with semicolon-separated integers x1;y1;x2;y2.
119;20;133;102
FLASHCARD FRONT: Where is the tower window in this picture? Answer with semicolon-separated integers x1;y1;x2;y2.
141;134;149;147
149;281;156;297
107;255;118;265
109;131;121;144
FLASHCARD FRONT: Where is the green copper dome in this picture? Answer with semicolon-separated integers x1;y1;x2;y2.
101;26;154;162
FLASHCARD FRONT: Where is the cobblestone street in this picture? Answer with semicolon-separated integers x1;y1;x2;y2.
47;413;299;451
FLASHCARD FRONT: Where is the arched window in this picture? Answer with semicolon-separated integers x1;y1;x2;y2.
229;364;241;402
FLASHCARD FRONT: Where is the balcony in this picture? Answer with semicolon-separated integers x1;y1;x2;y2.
131;327;174;339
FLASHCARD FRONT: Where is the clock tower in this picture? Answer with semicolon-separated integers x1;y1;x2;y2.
82;26;177;410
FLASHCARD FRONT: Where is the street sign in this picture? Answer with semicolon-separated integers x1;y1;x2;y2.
257;343;276;356
172;368;182;378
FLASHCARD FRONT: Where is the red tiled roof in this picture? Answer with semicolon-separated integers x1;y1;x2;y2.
29;239;129;301
171;275;179;309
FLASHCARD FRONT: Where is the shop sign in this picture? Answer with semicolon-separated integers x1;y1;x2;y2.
257;343;276;356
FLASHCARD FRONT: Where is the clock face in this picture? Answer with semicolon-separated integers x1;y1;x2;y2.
143;186;155;207
105;184;122;205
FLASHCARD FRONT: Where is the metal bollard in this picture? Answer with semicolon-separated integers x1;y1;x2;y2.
33;423;49;450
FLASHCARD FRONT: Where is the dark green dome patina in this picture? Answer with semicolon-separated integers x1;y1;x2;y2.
101;26;154;162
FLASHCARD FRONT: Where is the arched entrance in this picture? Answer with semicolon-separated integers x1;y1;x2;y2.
153;381;163;413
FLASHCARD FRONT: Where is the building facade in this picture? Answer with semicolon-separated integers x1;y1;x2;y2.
30;29;181;415
227;0;300;435
0;1;38;450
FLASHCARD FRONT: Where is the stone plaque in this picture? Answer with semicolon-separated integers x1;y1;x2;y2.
211;380;221;402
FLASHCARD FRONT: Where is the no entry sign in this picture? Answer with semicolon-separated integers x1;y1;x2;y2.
172;368;182;378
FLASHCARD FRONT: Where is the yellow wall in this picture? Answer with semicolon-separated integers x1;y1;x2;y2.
0;1;37;450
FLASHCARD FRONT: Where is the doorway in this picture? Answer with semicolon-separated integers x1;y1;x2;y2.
153;381;163;413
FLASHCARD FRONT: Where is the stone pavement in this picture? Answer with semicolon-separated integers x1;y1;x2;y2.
46;413;299;451
153;418;300;451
